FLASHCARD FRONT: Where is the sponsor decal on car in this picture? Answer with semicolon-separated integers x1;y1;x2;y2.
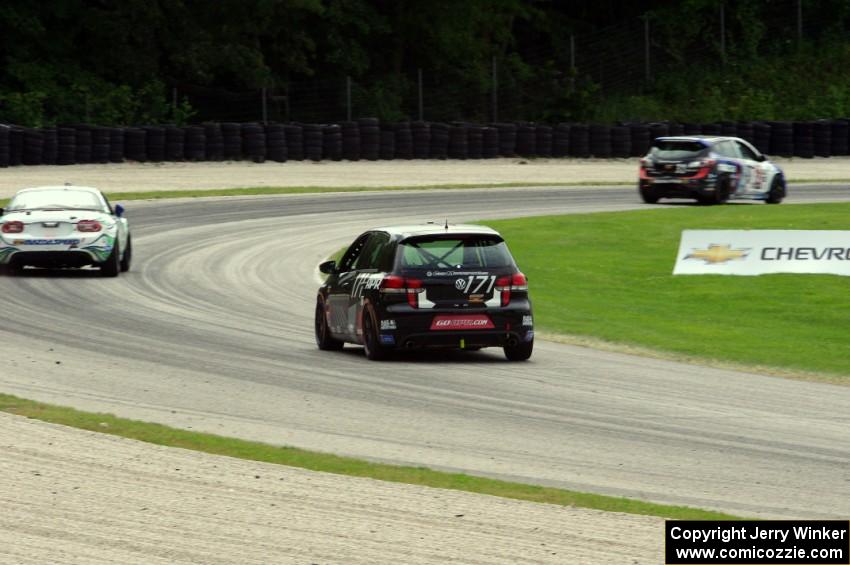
13;239;81;246
380;319;397;330
522;315;533;327
430;314;495;331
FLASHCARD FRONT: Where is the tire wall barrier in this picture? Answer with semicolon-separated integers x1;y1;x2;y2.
1;119;848;166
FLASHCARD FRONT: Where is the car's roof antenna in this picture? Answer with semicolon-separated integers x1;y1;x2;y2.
444;218;449;230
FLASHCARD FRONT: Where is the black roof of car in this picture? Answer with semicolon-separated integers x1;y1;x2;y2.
372;223;502;240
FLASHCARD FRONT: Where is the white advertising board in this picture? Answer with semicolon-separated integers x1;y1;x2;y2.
673;230;850;276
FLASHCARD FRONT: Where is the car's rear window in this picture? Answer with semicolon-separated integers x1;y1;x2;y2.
650;140;707;160
398;236;514;270
7;189;104;212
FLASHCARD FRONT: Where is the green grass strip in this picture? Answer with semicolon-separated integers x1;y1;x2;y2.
488;202;850;379
101;182;627;202
0;392;739;520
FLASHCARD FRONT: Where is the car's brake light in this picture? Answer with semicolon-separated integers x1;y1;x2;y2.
495;272;528;306
1;221;23;234
77;220;102;232
381;276;424;308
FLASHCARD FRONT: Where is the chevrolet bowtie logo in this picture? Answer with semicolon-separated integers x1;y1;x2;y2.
685;244;750;264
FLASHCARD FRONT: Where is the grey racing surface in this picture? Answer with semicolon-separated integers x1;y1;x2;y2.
2;184;849;518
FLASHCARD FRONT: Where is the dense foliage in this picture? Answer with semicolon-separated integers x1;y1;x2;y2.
2;0;850;125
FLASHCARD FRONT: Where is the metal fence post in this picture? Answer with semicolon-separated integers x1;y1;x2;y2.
346;76;352;121
491;56;498;122
720;3;726;62
570;34;576;93
417;68;423;121
643;15;651;83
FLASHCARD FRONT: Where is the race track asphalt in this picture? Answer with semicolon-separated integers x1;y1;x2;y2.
1;184;849;518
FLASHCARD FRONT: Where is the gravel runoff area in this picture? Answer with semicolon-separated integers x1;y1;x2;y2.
0;155;848;197
0;413;663;564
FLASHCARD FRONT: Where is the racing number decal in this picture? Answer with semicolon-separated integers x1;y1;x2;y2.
752;167;766;191
456;275;496;294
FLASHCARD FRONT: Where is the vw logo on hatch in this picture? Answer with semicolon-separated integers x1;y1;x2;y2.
455;278;467;290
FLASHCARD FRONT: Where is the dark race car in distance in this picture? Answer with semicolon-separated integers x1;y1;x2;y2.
638;136;786;205
315;224;534;361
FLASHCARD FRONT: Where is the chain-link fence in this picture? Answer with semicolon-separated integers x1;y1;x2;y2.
169;0;839;124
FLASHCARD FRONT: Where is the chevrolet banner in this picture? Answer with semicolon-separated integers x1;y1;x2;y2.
673;230;850;276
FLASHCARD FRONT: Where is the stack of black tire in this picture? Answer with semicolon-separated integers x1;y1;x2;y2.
535;125;552;157
0;125;11;168
793;121;815;158
379;125;395;160
393;122;413;159
43;127;58;165
242;123;267;163
323;124;343;161
22;128;44;165
108;128;124;163
813;120;832;157
467;125;484;159
569;124;590;157
515;124;536;157
144;126;166;162
265;123;287;162
184;126;206;161
610;126;630;158
429;122;449;159
221;123;242;160
768;121;793;156
358;118;380;161
552;123;570;157
74;125;92;164
203;123;224;161
341;121;360;160
447;124;468;159
302;123;323;161
493;123;516;157
124;128;146;162
589;124;611;158
482;126;499;158
284;124;304;160
411;121;430;158
831;119;849;156
165;126;185;162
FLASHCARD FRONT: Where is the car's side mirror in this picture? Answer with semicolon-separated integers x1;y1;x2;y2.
319;260;337;275
0;208;4;217
755;154;766;162
114;204;125;217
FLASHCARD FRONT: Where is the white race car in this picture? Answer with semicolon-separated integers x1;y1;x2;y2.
0;186;131;276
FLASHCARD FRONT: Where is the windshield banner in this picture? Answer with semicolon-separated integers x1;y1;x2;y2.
673;230;850;276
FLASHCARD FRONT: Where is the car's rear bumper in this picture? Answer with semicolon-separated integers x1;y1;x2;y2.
378;302;533;350
639;177;716;198
3;250;100;268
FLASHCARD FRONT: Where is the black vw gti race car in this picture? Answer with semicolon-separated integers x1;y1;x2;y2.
315;224;534;361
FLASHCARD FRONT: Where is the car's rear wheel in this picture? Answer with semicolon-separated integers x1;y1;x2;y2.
120;235;133;272
504;337;533;361
639;186;659;204
766;178;785;204
100;241;120;277
714;177;730;204
362;303;389;361
315;298;344;351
